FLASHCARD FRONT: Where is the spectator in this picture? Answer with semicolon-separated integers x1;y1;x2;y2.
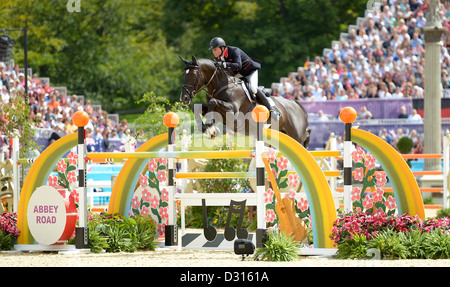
408;108;423;122
313;110;329;122
398;105;409;119
357;106;373;119
414;135;424;154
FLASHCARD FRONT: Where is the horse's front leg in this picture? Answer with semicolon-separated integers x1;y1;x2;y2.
193;103;209;133
204;99;235;139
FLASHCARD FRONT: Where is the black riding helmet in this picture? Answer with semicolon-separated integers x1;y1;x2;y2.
208;37;226;50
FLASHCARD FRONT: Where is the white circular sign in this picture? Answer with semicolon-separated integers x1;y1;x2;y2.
27;186;67;245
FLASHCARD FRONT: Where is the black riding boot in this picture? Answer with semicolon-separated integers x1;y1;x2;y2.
256;88;280;121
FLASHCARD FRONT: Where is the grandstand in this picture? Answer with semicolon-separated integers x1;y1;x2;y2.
270;0;450;151
0;57;124;154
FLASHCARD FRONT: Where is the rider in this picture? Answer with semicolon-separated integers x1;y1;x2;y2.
208;37;280;120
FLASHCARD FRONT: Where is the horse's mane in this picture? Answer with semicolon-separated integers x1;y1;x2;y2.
197;58;233;79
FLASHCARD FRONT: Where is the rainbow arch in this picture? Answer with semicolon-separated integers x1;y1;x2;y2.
16;126;425;248
107;128;337;248
351;128;425;219
17;133;78;244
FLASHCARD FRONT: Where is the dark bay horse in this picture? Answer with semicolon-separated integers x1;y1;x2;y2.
179;55;311;148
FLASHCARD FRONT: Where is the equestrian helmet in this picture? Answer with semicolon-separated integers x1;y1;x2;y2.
208;37;226;50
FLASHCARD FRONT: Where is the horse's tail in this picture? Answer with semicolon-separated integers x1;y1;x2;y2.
294;100;311;148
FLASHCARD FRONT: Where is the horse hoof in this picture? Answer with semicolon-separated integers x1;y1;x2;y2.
204;126;220;139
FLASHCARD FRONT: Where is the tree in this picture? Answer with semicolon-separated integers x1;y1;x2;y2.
1;0;368;112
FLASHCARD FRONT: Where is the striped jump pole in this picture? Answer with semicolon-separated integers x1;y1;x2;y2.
339;107;357;212
163;112;179;246
252;105;269;248
72;111;90;249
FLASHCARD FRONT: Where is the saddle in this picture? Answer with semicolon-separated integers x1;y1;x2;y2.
239;78;256;103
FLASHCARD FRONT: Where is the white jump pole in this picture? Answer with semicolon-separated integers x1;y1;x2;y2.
163;112;179;246
252;106;269;248
73;112;89;249
443;131;449;209
339;107;357;213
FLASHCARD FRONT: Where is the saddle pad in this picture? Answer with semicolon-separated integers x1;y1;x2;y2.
241;81;255;104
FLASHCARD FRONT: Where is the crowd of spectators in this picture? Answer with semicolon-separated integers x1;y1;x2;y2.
270;0;450;153
0;60;130;153
272;0;450;104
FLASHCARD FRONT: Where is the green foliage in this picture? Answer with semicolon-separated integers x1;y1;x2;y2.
397;137;414;154
130;215;159;251
0;94;40;157
133;91;191;140
199;157;251;194
436;207;450;219
398;230;426;259
335;233;368;259
254;230;301;261
367;230;409;259
421;229;450;259
334;227;450;260
0;231;15;251
82;213;158;253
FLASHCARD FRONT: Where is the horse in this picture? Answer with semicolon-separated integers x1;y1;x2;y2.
179;54;311;148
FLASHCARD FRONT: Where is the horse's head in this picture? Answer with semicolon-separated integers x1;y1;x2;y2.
179;54;202;105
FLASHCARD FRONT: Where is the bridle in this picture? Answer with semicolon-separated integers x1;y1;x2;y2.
182;64;220;100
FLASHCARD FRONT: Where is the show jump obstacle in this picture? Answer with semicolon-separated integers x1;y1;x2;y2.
15;106;426;251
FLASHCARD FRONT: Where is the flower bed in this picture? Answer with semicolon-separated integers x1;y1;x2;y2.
0;212;20;250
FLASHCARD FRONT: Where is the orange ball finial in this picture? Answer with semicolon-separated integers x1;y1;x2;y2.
72;111;89;127
252;105;270;123
339;107;357;124
163;112;179;128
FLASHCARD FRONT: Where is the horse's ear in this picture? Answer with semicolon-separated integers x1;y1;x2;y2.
179;55;190;65
191;54;198;65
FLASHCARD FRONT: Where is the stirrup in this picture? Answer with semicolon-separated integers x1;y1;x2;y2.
270;108;280;121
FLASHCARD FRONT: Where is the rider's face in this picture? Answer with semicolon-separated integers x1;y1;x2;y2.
212;47;222;58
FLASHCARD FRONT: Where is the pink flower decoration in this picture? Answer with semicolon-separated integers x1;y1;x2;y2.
364;154;376;170
352;147;364;162
142;188;151;202
48;175;58;186
386;195;397;210
264;188;274;204
148;159;158;172
376;172;387;187
158;222;166;236
297;197;309;212
351;187;361;202
161;188;169;202
150;195;159;209
354;167;364;181
131;196;140;209
265;209;276;223
141;205;149;216
70;189;79;204
157;170;167;183
267;148;277;163
67;151;78;166
158;158;167;166
362;195;373;209
284;189;296;200
159;206;168;219
288;173;299;187
57;159;67;173
139;174;148;188
67;171;77;184
277;156;289;170
372;187;384;202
